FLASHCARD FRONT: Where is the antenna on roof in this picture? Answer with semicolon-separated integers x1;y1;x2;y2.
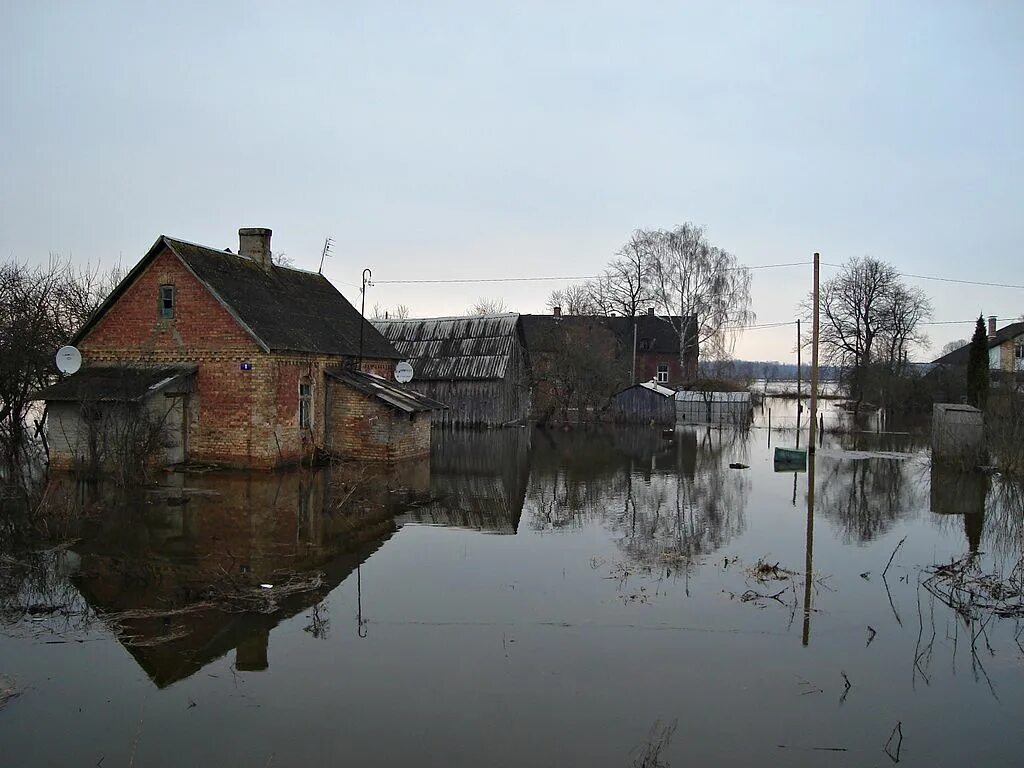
318;237;334;275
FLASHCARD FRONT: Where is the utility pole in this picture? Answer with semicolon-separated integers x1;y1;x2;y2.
318;237;334;274
358;268;372;369
796;318;801;449
809;253;820;452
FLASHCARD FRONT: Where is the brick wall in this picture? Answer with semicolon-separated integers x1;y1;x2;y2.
77;243;400;467
326;380;430;461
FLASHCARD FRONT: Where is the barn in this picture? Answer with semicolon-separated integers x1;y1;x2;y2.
610;381;677;426
371;314;531;427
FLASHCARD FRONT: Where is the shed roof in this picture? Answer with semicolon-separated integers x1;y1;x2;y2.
675;390;751;403
618;381;676;398
371;314;521;381
325;368;446;413
74;236;400;359
931;322;1024;366
34;365;196;403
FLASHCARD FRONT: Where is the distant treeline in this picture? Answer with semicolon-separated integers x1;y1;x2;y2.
710;360;842;381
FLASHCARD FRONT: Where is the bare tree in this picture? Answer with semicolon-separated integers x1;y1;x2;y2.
811;256;931;403
371;303;411;320
467;297;508;315
545;284;595;315
0;257;126;478
941;338;968;356
594;230;656;317
645;223;754;364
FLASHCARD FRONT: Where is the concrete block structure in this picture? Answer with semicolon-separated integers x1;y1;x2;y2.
931;403;985;466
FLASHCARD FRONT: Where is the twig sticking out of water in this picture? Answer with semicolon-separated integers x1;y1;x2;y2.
630;719;677;768
884;721;903;763
866;626;877;647
883;537;907;580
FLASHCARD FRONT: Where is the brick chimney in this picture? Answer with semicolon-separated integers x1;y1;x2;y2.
647;307;655;316
553;306;561;318
239;228;272;268
988;315;997;339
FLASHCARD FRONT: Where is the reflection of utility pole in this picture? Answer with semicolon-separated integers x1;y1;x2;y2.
357;564;367;638
796;319;802;450
802;451;816;646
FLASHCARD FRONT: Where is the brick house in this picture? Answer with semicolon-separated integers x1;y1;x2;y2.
38;228;441;469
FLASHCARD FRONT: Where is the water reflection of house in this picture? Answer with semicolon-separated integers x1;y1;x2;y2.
396;430;531;534
68;464;427;687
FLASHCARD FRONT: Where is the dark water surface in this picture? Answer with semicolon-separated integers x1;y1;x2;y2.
2;411;1022;766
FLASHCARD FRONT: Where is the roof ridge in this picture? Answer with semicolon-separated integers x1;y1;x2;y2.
162;235;327;278
373;313;520;323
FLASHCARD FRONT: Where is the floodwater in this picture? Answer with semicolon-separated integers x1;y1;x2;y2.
1;399;1022;767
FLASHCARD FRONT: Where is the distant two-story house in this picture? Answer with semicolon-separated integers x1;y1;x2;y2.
37;228;441;469
931;316;1024;374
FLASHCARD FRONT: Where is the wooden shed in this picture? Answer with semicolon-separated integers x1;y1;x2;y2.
371;314;530;427
610;381;677;426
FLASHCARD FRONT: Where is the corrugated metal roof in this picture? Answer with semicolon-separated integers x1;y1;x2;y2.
371;314;520;381
675;390;751;403
325;368;446;413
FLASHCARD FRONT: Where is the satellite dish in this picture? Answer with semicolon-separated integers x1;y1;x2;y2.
56;346;82;375
394;361;414;384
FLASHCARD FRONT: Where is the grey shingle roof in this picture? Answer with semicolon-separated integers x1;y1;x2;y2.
520;313;697;356
34;365;195;402
931;322;1024;366
371;314;521;381
325;368;446;413
74;236;400;359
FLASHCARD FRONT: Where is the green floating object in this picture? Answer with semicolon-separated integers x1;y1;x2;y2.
774;447;807;472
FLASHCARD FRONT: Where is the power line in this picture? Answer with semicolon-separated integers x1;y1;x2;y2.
374;260;815;285
822;262;1024;291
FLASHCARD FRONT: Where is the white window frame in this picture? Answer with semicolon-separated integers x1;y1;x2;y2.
657;364;669;383
298;381;313;429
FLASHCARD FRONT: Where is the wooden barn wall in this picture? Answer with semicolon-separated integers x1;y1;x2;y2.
610;389;676;426
412;333;530;427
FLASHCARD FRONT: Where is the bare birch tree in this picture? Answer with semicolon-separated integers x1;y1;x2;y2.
467;297;508;315
646;223;754;364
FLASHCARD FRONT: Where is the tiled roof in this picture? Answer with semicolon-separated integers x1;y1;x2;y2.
74;236;401;359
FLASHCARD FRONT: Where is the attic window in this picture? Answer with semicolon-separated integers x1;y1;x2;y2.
638;338;653;352
159;285;175;319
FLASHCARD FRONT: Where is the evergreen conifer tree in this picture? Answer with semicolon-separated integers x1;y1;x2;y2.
966;316;990;408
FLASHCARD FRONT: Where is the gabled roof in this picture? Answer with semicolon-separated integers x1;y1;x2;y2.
74;235;401;359
325;368;446;413
371;314;521;381
931;322;1024;366
520;313;697;356
34;365;195;402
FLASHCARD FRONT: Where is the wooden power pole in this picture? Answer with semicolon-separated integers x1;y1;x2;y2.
808;253;820;452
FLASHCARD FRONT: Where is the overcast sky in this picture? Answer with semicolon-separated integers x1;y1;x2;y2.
3;1;1022;361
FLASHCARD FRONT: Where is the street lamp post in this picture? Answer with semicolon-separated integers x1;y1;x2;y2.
359;268;372;369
